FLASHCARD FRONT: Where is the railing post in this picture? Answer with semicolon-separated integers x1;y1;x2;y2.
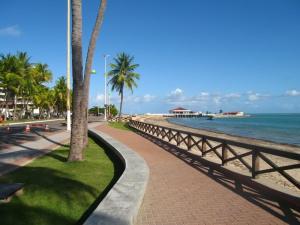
176;132;181;146
252;150;260;179
222;143;228;166
202;138;207;156
187;135;191;151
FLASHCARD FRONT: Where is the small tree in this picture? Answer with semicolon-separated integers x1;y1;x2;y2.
54;76;67;116
109;104;118;117
108;53;140;119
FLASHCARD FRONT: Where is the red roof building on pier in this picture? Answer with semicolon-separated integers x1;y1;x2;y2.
169;107;193;114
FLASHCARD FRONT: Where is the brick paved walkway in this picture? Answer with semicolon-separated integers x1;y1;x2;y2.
96;125;300;225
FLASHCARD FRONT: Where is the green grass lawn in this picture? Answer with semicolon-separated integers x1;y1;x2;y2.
108;121;132;131
0;138;120;225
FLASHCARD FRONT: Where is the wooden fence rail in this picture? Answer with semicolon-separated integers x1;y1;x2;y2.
129;120;300;189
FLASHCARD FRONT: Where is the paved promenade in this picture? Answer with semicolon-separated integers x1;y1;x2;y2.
0;125;70;176
96;124;300;225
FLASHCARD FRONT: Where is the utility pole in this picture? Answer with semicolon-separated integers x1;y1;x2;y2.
104;54;110;121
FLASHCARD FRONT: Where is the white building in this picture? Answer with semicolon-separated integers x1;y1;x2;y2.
169;107;193;115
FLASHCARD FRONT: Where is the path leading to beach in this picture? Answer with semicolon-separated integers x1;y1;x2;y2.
96;124;300;225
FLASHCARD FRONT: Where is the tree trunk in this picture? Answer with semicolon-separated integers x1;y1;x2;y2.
68;0;84;161
68;0;107;159
13;95;17;120
4;91;8;120
82;0;107;148
118;90;123;120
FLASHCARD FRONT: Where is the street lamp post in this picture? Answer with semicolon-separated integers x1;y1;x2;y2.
108;89;110;117
66;0;71;131
104;54;110;121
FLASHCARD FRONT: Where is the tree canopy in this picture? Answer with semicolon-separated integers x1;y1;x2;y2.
0;52;69;120
108;52;140;118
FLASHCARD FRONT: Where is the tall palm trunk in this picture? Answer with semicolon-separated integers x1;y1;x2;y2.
81;0;107;148
4;91;9;120
68;0;85;161
68;0;107;161
118;89;123;120
13;95;17;120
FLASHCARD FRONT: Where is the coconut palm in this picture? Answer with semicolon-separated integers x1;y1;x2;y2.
33;87;55;119
108;53;140;119
54;76;67;115
0;52;55;120
68;0;107;161
31;63;52;83
0;54;24;120
16;52;31;119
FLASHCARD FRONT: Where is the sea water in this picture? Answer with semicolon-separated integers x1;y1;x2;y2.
168;113;300;146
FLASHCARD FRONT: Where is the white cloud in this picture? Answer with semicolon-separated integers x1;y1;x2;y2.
285;90;300;97
143;94;156;102
96;94;105;102
225;93;241;99
116;94;156;104
200;92;210;97
170;88;183;96
244;91;272;105
166;88;186;104
246;91;269;102
165;88;274;110
213;96;221;105
0;25;21;37
248;93;260;101
93;93;119;104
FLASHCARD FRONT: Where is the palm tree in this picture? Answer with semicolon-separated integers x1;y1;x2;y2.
0;54;24;120
68;0;107;161
108;53;140;119
16;52;31;119
31;63;52;83
54;76;67;116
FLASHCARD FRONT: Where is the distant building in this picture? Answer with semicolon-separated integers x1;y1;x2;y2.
0;88;34;117
169;107;193;115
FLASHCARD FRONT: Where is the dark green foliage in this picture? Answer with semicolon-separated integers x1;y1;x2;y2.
89;104;118;117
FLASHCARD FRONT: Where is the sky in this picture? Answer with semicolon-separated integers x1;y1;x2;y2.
0;0;300;114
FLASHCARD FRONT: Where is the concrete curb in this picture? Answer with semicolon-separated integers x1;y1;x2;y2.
85;127;149;225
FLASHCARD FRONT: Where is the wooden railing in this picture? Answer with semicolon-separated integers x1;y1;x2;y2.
129;120;300;190
108;117;132;122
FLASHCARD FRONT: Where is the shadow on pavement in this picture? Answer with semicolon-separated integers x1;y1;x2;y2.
0;125;63;150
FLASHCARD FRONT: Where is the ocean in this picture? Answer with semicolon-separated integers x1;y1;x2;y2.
167;113;300;146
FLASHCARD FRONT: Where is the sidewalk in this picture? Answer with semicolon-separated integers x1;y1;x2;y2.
0;130;70;176
96;124;300;225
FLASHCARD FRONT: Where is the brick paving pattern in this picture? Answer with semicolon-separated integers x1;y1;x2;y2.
96;124;300;225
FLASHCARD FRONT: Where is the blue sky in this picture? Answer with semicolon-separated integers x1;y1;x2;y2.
1;0;300;113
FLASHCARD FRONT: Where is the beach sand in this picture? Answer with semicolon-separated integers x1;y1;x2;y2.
134;115;300;194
